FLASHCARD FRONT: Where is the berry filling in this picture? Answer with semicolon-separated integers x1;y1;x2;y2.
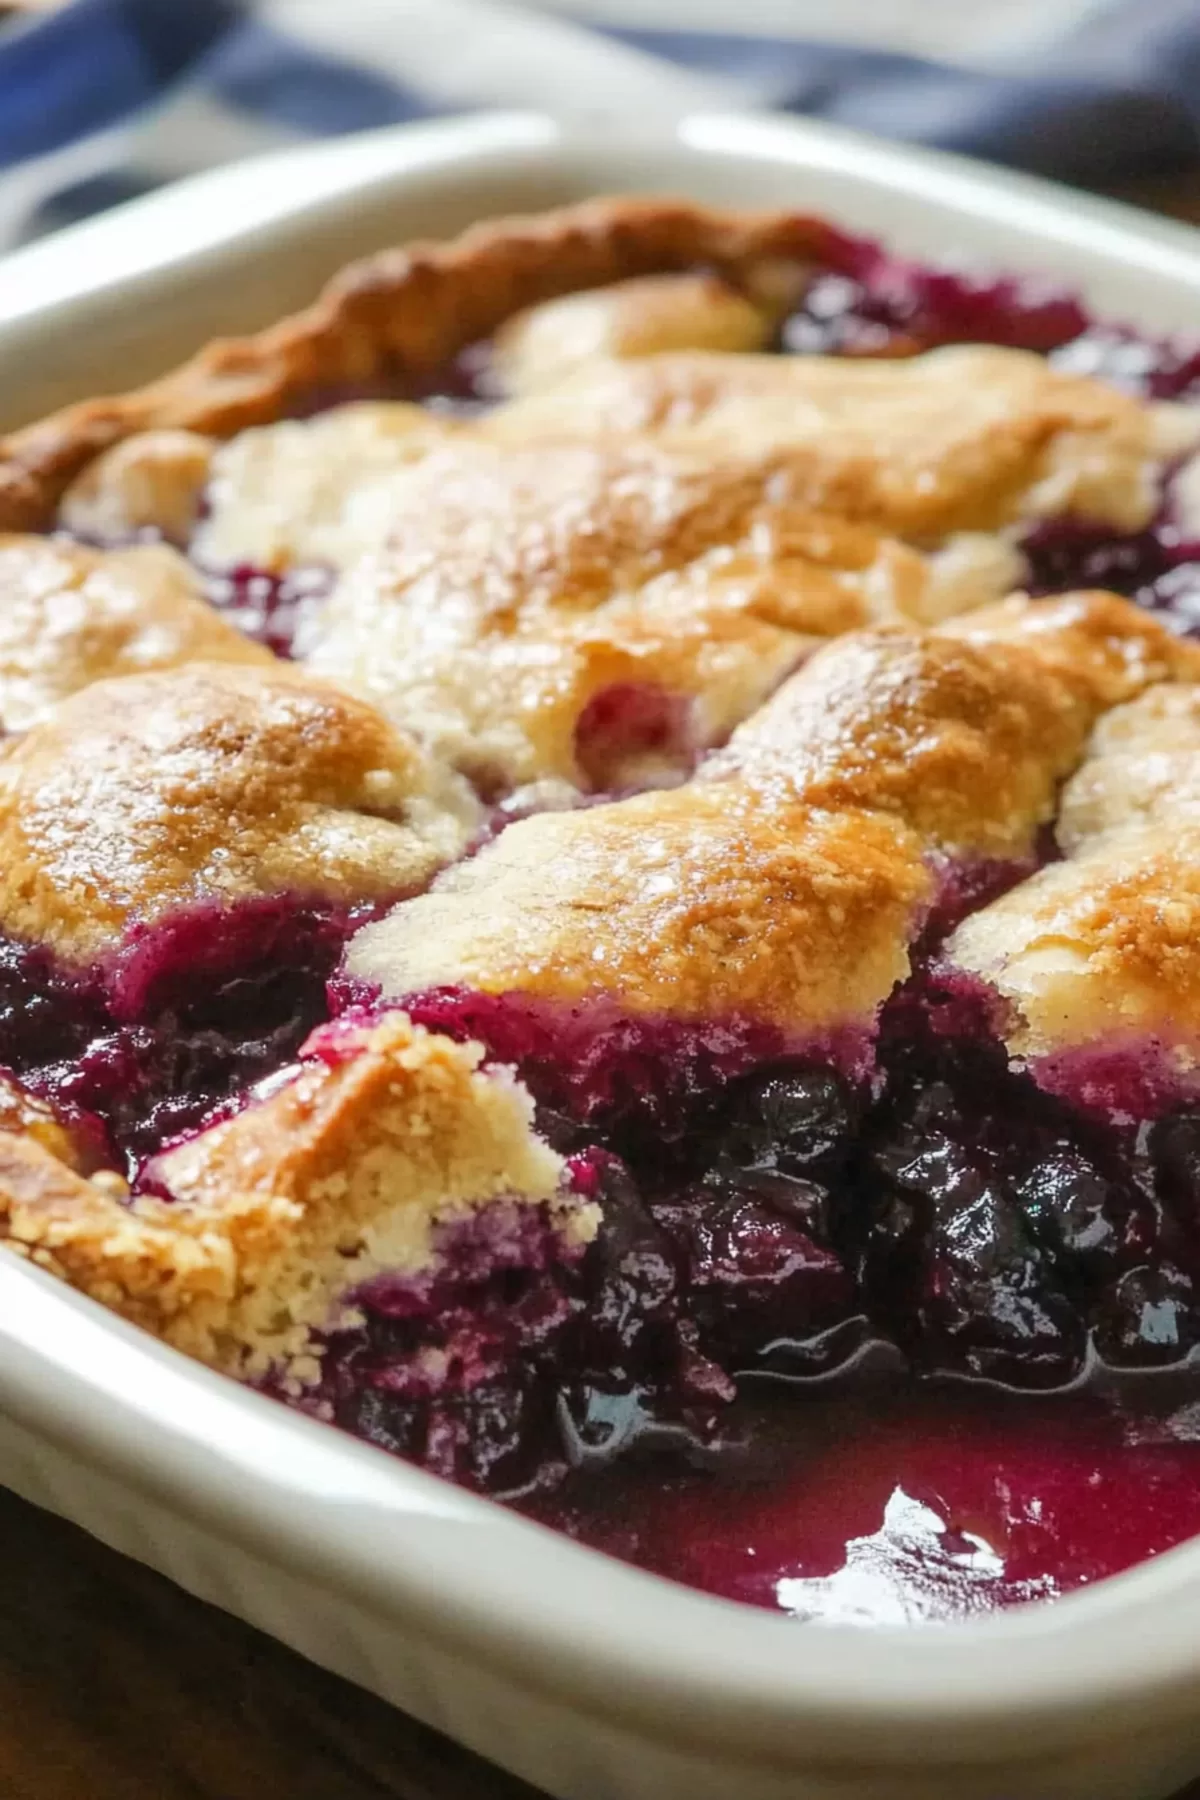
1021;507;1200;635
862;1005;1196;1386
0;899;376;1174
31;884;1200;1619
783;241;1090;359
164;225;1200;665
318;951;1200;1626
389;984;870;1142
199;562;334;658
310;1202;586;1496
573;682;696;791
522;1374;1200;1622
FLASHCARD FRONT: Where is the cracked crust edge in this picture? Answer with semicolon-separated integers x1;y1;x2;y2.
0;196;834;533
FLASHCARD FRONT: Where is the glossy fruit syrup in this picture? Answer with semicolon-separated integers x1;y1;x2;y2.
517;1050;1200;1620
311;231;1200;1613
522;1372;1200;1623
510;258;1200;1623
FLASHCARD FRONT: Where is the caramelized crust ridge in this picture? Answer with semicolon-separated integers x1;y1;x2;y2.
486;345;1198;537
710;590;1200;859
346;781;931;1036
490;270;791;395
346;593;1200;1047
948;668;1200;1070
2;198;830;531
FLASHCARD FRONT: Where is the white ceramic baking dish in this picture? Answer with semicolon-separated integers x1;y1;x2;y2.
5;111;1200;1800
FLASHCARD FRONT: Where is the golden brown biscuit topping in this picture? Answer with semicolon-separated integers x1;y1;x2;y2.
1055;684;1200;849
306;438;1019;795
0;660;480;963
947;824;1200;1066
709;591;1200;859
3;198;828;533
940;587;1200;708
57;429;216;545
490;271;787;395
346;781;930;1036
6;194;1200;1436
0;534;269;732
707;628;1093;861
345;591;1200;1047
0;1074;94;1173
192;402;459;574
948;675;1200;1062
487;345;1197;536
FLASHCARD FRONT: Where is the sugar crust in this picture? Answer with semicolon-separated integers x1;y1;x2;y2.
0;533;269;732
349;593;1200;1038
348;780;931;1034
0;660;480;963
1;198;832;532
710;589;1200;858
5;196;1200;1397
490;271;789;395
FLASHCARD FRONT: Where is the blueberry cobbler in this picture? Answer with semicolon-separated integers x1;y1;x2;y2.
8;200;1200;1625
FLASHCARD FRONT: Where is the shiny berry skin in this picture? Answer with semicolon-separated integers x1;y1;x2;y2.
1093;1263;1199;1368
1015;1148;1150;1286
654;1185;855;1374
1151;1110;1200;1240
715;1066;856;1182
867;1131;1085;1387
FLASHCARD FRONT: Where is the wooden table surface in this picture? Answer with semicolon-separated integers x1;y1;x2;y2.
6;170;1200;1800
0;1483;542;1800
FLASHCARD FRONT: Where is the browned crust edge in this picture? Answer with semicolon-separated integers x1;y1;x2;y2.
0;196;834;533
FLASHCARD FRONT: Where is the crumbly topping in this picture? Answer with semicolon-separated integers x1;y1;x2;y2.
0;1015;577;1380
0;660;480;963
58;429;216;545
6;192;1200;1400
0;534;270;732
710;590;1200;859
0;1073;93;1172
707;625;1091;860
346;781;930;1035
486;345;1197;536
1056;684;1200;849
55;335;1185;593
490;272;786;395
941;587;1200;707
4;198;830;533
948;670;1200;1058
305;438;1016;793
192;402;458;574
947;822;1200;1062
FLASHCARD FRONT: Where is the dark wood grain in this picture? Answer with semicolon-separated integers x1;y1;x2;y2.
6;169;1200;1800
0;1486;541;1800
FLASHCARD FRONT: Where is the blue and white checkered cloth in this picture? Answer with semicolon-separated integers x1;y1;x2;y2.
2;0;1200;253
